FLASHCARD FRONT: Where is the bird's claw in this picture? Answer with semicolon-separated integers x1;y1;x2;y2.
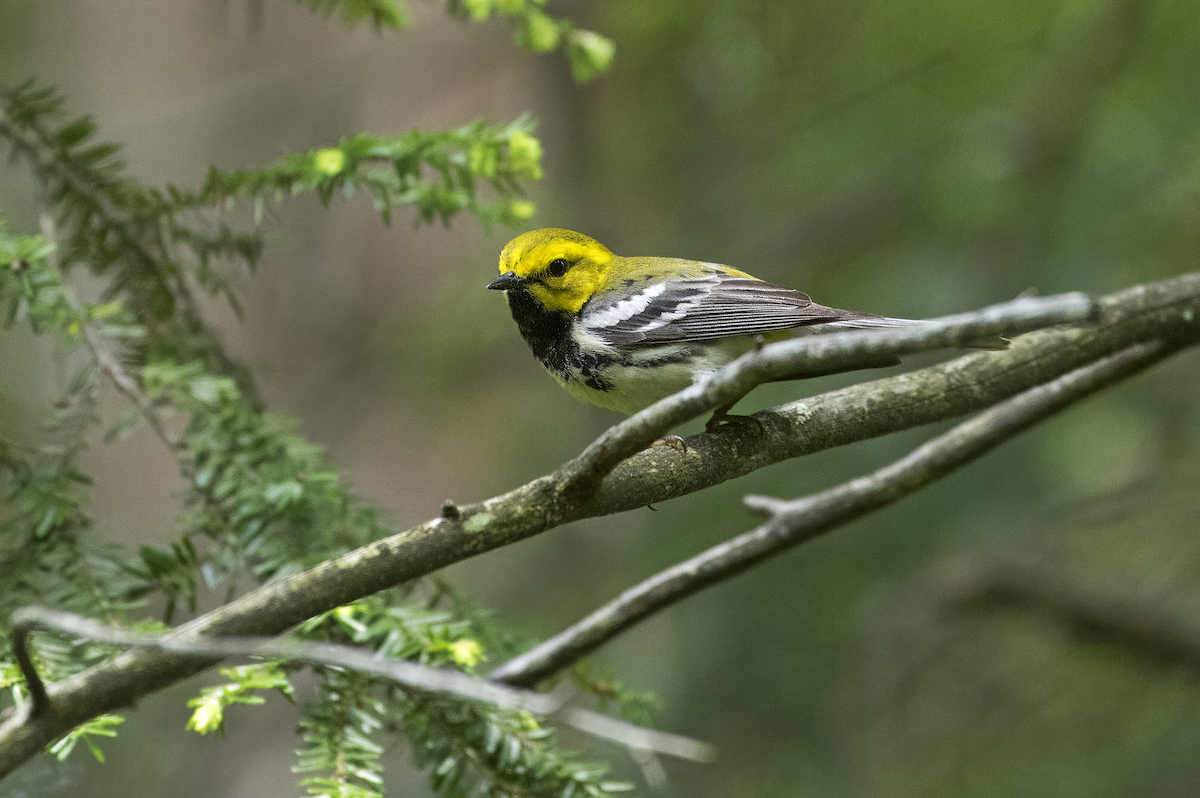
651;434;687;451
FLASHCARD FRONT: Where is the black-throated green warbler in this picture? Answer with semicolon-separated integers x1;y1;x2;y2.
487;228;1003;429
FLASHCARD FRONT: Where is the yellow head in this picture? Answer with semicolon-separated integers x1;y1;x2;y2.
491;228;616;315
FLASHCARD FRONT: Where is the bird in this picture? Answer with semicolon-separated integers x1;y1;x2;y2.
487;228;1005;431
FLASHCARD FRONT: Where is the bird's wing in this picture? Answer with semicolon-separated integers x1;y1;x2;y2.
582;272;885;346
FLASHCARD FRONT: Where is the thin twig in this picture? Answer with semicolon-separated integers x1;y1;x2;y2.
38;214;186;454
489;340;1176;686
73;298;184;451
7;623;48;718
9;607;714;763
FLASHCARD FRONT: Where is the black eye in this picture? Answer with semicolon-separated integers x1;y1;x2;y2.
547;258;569;278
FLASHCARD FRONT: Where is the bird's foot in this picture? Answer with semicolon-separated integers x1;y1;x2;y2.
705;409;762;433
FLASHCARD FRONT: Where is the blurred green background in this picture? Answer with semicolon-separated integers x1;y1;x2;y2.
3;0;1200;796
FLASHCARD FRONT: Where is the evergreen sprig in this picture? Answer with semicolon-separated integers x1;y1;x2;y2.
1;81;264;402
287;595;637;797
0;7;642;791
401;692;634;798
201;120;543;229
296;0;616;84
141;360;376;603
444;0;616;83
187;661;296;736
45;715;124;763
0;226;152;733
295;668;388;798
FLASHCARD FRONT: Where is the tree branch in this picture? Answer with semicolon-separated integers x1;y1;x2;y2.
556;292;1093;492
2;271;1198;777
9;608;714;763
489;339;1177;685
938;558;1200;674
580;272;1199;511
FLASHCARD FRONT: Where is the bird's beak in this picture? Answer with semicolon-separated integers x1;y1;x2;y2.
486;270;524;291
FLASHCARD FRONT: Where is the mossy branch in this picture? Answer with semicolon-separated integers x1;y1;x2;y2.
490;339;1178;685
2;271;1197;776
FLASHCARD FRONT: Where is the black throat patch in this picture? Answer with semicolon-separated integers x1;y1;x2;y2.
505;289;614;391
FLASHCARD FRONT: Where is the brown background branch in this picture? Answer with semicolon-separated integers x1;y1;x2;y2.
943;558;1200;674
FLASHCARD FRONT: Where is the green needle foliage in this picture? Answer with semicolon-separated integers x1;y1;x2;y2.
187;661;296;736
299;0;617;81
0;2;629;795
201;121;544;229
